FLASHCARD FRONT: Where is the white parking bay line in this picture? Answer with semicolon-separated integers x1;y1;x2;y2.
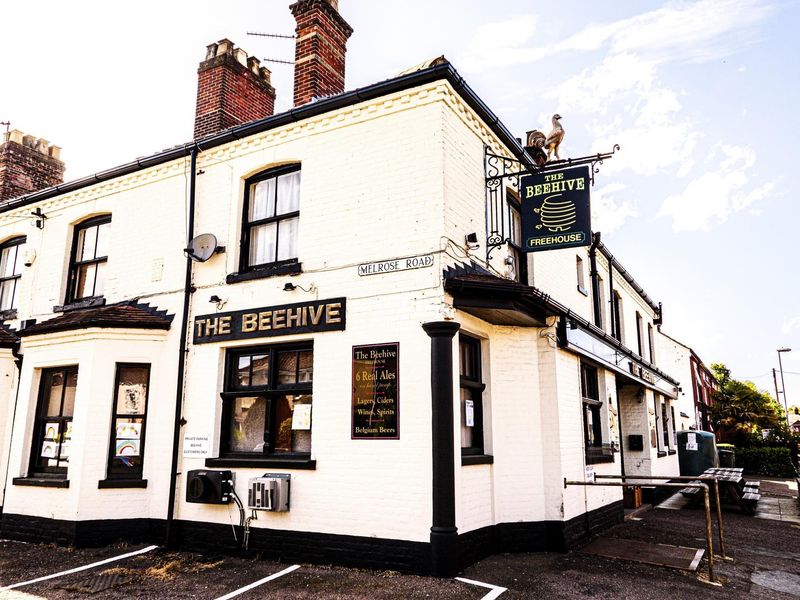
213;564;301;600
455;576;508;600
0;544;159;591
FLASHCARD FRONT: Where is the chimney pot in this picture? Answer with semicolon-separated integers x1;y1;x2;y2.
0;128;65;201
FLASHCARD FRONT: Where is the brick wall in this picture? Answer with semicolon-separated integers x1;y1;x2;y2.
291;0;353;106
0;130;65;201
194;40;276;139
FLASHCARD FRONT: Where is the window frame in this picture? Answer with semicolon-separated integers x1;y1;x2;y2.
580;361;614;464
239;164;301;275
0;235;26;313
576;255;587;295
612;291;624;343
635;312;644;358
29;366;79;478
220;341;313;459
505;190;528;284
459;334;486;457
647;323;656;363
66;215;111;304
104;363;151;481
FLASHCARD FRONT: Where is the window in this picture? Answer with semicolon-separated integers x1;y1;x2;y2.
506;190;527;284
647;323;656;363
612;291;623;343
661;400;670;449
30;367;78;477
597;275;606;330
106;364;150;480
67;216;110;303
241;166;301;273
0;236;25;312
221;343;313;457
581;363;602;448
459;334;485;455
635;312;644;358
576;255;586;293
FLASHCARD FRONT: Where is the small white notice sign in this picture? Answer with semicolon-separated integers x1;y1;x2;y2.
465;399;475;427
585;465;595;483
183;434;210;458
686;432;698;451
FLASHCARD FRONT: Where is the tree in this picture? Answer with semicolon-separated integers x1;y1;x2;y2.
710;363;785;444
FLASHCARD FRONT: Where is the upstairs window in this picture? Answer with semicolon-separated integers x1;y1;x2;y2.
67;216;110;303
597;275;606;331
612;291;624;343
241;166;301;273
635;312;644;358
506;190;527;284
576;255;586;294
647;323;656;363
0;236;25;312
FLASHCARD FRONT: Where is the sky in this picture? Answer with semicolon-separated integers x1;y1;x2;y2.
2;0;798;411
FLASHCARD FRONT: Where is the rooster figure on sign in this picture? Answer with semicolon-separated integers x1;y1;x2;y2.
525;114;564;166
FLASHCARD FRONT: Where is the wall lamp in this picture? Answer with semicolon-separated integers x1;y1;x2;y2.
30;207;47;229
465;232;480;250
283;282;315;293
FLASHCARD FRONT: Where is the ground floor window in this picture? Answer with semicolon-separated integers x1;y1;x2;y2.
106;364;150;480
459;334;485;455
581;362;613;464
221;343;313;457
30;366;78;477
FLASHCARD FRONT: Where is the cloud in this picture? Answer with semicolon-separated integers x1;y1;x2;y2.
545;53;697;177
591;182;638;234
657;144;775;231
782;317;800;335
459;15;547;72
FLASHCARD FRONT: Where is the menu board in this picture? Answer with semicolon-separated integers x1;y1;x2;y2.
352;343;399;439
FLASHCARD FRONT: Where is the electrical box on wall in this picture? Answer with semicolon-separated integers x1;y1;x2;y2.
186;469;233;504
248;473;290;512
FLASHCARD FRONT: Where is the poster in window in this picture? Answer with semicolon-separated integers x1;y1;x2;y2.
116;421;142;439
118;383;146;414
292;404;312;430
115;439;140;457
44;422;60;440
465;399;475;427
59;440;71;459
352;343;399;440
41;441;59;458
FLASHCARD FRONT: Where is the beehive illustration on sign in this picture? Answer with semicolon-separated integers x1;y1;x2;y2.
534;193;577;232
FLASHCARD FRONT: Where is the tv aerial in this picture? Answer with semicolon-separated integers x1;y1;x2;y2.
185;233;224;263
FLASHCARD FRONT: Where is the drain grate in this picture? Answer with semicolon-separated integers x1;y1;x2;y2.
58;573;132;594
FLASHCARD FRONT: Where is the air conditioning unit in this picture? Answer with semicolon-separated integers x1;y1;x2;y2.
186;469;233;504
248;473;290;512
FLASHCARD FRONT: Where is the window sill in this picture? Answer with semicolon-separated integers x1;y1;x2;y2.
577;285;589;296
0;308;18;321
226;262;302;284
586;454;615;465
657;451;668;458
668;449;677;455
12;477;69;488
205;457;316;470
98;479;148;489
461;454;494;466
54;297;106;313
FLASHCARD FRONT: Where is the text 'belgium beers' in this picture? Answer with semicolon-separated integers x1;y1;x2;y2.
520;165;591;252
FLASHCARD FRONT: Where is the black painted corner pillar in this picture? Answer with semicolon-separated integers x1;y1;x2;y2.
422;320;461;577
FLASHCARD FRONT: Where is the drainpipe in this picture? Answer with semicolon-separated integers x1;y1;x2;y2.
588;232;602;328
165;144;198;547
0;345;23;515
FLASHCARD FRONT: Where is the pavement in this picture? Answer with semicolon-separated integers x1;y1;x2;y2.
0;477;797;599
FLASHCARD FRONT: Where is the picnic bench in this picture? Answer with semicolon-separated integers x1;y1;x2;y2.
679;467;761;514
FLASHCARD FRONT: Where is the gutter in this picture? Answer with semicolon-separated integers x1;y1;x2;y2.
0;63;527;215
165;144;198;547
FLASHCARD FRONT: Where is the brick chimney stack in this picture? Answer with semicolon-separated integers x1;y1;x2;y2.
194;39;277;139
290;0;353;106
0;129;65;201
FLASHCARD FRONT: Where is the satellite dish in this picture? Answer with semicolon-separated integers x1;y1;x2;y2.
185;233;219;262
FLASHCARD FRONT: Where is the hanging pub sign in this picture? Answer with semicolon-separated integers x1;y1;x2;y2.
352;343;399;439
520;165;591;252
193;298;345;344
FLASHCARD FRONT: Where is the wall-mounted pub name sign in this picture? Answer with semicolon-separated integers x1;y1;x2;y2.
193;298;346;344
352;343;399;439
520;165;591;252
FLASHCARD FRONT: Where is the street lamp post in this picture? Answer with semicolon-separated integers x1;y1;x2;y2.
777;348;791;427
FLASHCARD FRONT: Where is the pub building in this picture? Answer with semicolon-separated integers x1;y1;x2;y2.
0;0;681;575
